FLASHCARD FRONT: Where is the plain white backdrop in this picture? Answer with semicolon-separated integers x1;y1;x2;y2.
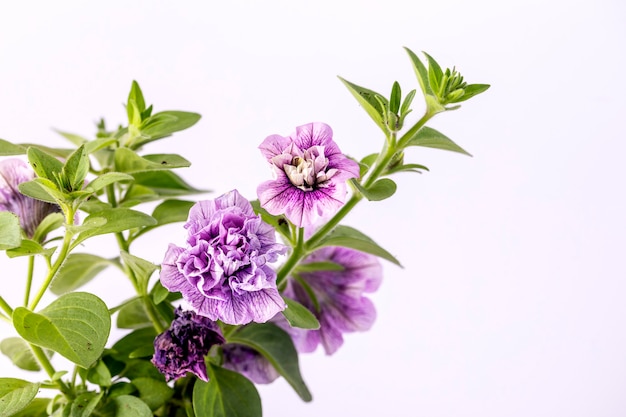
1;1;625;416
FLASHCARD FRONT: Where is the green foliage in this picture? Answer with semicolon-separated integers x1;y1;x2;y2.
50;254;114;294
281;297;320;330
0;338;42;371
0;378;40;417
228;323;312;402
193;364;262;417
0;212;22;250
13;293;111;368
404;126;471;156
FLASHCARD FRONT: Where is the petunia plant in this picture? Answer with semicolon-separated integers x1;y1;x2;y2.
0;47;488;417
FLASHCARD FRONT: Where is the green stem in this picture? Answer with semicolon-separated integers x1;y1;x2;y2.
29;208;75;311
23;256;35;307
30;344;73;397
0;296;13;318
143;295;166;333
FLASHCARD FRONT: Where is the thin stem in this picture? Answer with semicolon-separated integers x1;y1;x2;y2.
29;208;75;310
143;295;166;333
30;344;73;397
0;296;13;318
23;256;35;307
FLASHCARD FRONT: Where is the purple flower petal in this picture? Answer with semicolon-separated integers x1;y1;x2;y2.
160;190;287;325
257;122;359;228
222;344;280;384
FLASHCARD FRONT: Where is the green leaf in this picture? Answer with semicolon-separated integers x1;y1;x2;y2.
27;147;63;184
114;148;191;173
10;397;49;417
454;83;490;103
62;145;89;192
12;292;111;368
130;170;204;197
116;298;151;330
120;251;157;293
295;261;344;272
386;163;429;175
5;239;55;258
193;364;262;417
404;126;471;156
351;178;397;201
101;395;152;417
228;323;312;401
110;327;157;359
72;208;157;249
54;130;88;146
128;81;147;115
0;139;26;156
281;297;320;330
50;254;114;294
0;338;41;371
0;378;40;417
389;81;401;114
135;111;201;146
32;212;64;243
18;178;65;204
313;225;401;266
338;76;388;133
404;47;433;96
423;51;443;94
0;212;22;250
130;378;173;411
69;392;103;417
86;360;112;387
150;281;170;305
400;89;417;116
85;172;134;194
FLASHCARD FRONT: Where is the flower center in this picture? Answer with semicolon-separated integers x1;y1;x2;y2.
284;146;337;191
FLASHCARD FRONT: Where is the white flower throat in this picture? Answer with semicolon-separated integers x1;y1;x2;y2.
284;146;338;191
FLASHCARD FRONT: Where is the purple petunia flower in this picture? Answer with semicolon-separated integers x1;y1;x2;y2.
257;122;360;228
160;190;287;325
222;344;279;384
152;307;225;382
0;158;61;238
277;246;382;355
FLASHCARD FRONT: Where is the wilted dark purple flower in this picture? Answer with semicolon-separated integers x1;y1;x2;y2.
222;344;279;384
160;190;287;325
152;307;225;382
0;158;61;238
278;246;382;355
257;122;360;228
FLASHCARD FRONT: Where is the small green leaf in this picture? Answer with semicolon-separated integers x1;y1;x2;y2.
18;178;65;204
101;395;152;417
27;147;64;184
130;378;173;411
85;172;134;194
54;130;88;146
5;239;55;258
0;139;26;156
116;298;151;330
386;163;429;175
50;253;114;294
404;126;471;156
423;51;443;93
228;323;312;402
404;47;433;96
338;76;388;133
0;338;41;371
135;111;201;147
86;360;112;387
128;81;147;115
150;281;170;305
114;148;191;173
110;327;157;359
389;81;401;114
69;392;103;417
13;292;111;368
314;225;401;266
72;208;157;249
295;261;344;273
10;397;49;417
193;364;262;417
62;145;89;191
454;83;490;102
352;178;397;201
130;170;205;197
120;251;157;293
32;212;64;243
400;89;417;116
281;297;320;330
0;212;22;250
0;378;40;417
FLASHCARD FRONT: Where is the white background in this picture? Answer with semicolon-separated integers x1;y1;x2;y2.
1;1;625;416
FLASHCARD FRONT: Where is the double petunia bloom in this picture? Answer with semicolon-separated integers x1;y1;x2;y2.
160;190;287;325
257;122;360;228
